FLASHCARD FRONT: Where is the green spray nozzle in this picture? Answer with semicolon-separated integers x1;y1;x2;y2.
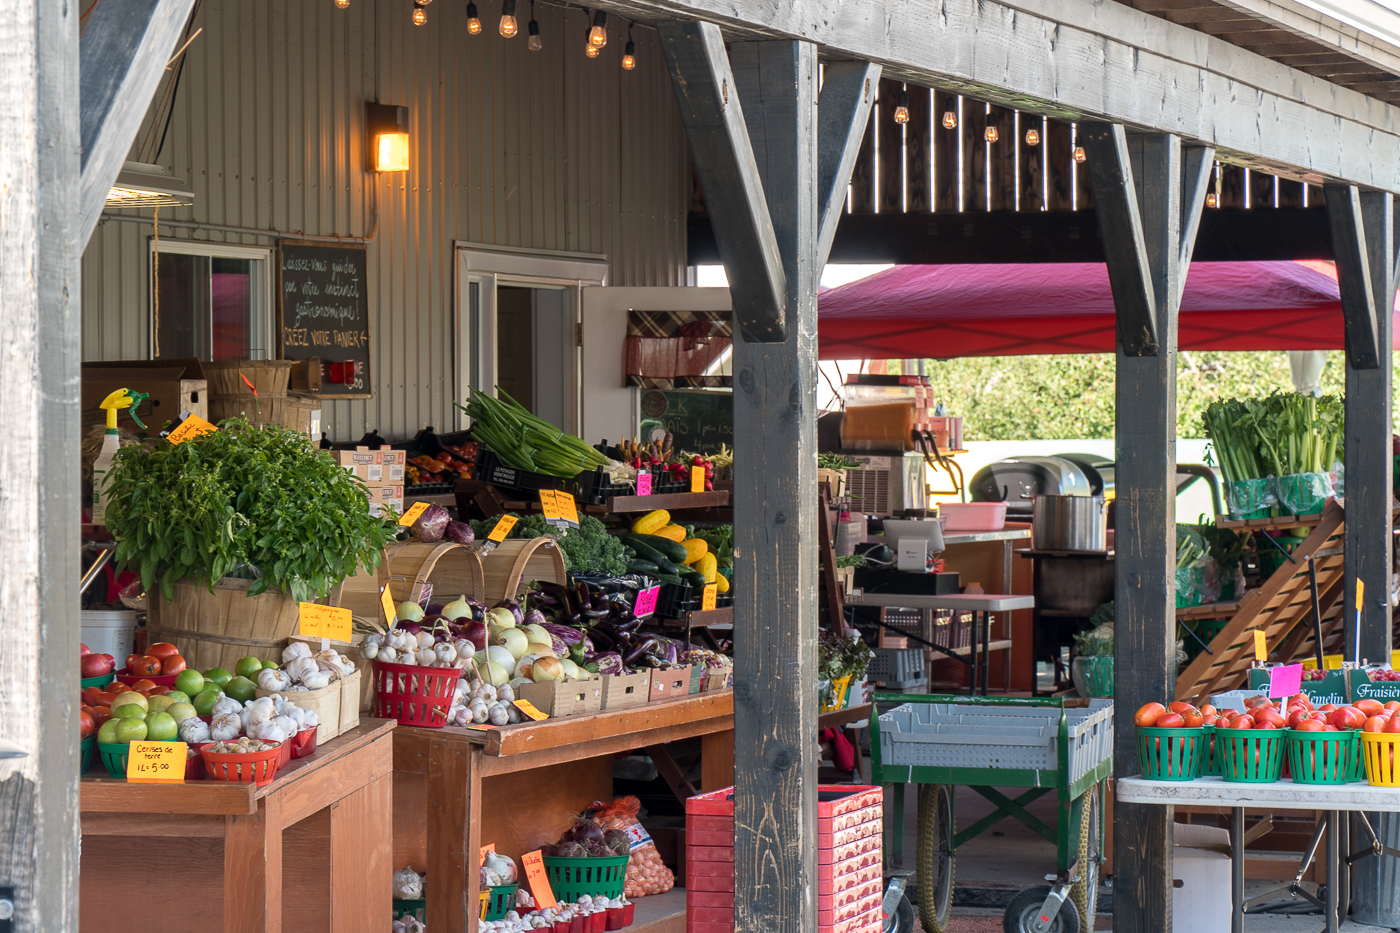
98;388;149;431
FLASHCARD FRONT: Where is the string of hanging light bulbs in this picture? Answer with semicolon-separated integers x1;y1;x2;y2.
332;0;641;70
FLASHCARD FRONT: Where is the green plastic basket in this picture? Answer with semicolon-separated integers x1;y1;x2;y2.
1258;536;1306;580
1347;730;1366;783
541;855;629;901
1136;726;1206;781
97;741;130;778
81;673;115;691
1217;729;1284;782
392;899;425;923
483;884;519;921
1285;729;1355;784
1192;725;1222;777
80;734;95;773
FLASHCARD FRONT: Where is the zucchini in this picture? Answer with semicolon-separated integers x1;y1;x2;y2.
655;574;684;586
626;533;689;565
680;571;707;589
626;559;661;575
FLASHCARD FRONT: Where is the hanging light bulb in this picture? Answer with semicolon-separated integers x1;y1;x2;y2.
1206;191;1218;208
1024;127;1040;146
499;0;518;36
893;89;910;125
984;112;998;143
942;110;957;130
585;42;599;58
466;1;482;34
335;0;350;8
588;10;608;48
622;24;635;70
527;3;542;51
413;2;427;25
1073;146;1086;163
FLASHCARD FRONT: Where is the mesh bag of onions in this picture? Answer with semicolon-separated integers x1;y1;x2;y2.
590;796;674;897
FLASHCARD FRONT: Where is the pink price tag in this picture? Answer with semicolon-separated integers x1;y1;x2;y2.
634;586;660;617
1269;663;1303;698
636;472;652;496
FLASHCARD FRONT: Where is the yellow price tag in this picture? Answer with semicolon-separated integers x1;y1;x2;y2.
126;741;187;783
488;514;518;542
381;586;397;626
701;582;718;611
690;465;705;493
1253;629;1268;662
166;413;218;445
539;490;579;525
513;699;549;722
299;602;353;642
398;501;431;527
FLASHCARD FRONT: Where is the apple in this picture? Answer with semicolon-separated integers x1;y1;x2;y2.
165;702;197;725
97;719;122;744
234;656;264;679
112;718;148;745
80;653;115;678
192;688;223;717
145;694;174;713
144;711;178;741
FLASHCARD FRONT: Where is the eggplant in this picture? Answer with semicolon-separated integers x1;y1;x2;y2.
622;634;658;668
493;598;525;626
587;626;618;651
524;608;549;628
592;652;624;675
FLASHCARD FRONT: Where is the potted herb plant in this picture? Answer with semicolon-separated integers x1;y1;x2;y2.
104;419;393;672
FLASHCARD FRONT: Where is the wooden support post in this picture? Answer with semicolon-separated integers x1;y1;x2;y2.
932;91;959;213
877;78;904;215
851;102;877;214
1083;126;1212;933
1326;184;1396;663
0;1;81;932
815;61;881;266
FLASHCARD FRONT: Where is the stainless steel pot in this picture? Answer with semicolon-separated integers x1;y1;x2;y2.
1031;495;1108;552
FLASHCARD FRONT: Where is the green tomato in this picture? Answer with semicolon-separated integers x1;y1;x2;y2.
112;703;146;721
223;676;257;704
164;689;191;704
97;718;122;744
203;667;232;688
166;702;197;725
173;669;205;697
145;694;174;713
192;688;223;717
234;656;264;680
144;711;178;742
112;718;148;745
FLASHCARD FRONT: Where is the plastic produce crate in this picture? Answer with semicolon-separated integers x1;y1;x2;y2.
474;448;573;493
869;648;925;687
574;467;633;504
877;699;1113;785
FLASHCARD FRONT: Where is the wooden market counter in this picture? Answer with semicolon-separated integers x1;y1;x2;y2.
80;720;396;933
393;692;875;933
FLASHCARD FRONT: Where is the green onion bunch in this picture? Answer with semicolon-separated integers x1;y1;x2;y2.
457;387;607;478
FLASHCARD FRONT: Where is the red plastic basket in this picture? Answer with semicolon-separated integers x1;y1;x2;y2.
372;661;462;727
114;668;181;688
201;741;284;786
184;747;206;781
276;737;292;770
290;727;318;759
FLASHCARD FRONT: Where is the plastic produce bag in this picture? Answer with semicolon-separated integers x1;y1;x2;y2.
590;796;674;897
1276;471;1334;516
1224;477;1277;519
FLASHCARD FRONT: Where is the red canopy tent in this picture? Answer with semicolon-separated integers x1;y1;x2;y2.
817;260;1400;359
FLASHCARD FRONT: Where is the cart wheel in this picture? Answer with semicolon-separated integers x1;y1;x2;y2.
881;893;916;933
916;784;955;933
1070;783;1101;928
1003;886;1081;933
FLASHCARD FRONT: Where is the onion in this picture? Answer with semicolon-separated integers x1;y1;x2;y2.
442;595;473;621
531;656;565;682
494;627;530;660
396;600;425;623
486;607;516;629
478;659;510;686
526;639;555;659
559;658;580;681
514;654;538;681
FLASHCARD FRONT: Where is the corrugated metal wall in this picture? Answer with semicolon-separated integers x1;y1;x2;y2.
82;0;689;440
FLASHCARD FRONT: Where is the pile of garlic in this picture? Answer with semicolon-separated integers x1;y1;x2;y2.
392;866;425;900
258;642;356;692
390;917;425;933
174;693;319;745
361;628;477;669
477;895;626;933
449;681;525;727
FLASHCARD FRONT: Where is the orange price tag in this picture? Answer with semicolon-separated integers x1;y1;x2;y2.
398;501;431;527
513;699;548;722
690;465;705;493
381;586;397;627
539;490;579;526
467;724;496;731
488;514;518;542
299;602;352;642
126;741;187;783
701;583;717;611
521;850;557;910
166;413;217;445
480;843;496;866
1253;630;1268;663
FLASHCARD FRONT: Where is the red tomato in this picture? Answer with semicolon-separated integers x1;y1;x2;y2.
160;655;186;676
1288;708;1312;728
80;643;91;657
145;642;181;661
1296;718;1326;732
1386;701;1400;713
1245;696;1272;709
78;709;95;738
1355;699;1384;716
1324;724;1339;731
1255;709;1287;728
1291;695;1314;711
129;679;157;693
1169;702;1199;715
1158;713;1186;728
80;652;115;678
125;656;162;677
81;686;103;705
90;690;118;710
1319;704;1339;713
1255;719;1281;730
148;685;171;696
1183;710;1205;729
1199;704;1218;717
1135;703;1167;727
1331;707;1365;730
89;705;111;726
1385;716;1400;734
1223;716;1255;729
1203;714;1220;726
1364;716;1387;733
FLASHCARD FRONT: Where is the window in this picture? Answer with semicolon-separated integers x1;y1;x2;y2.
151;241;273;361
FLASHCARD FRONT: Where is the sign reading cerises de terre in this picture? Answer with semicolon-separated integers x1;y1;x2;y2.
277;242;372;399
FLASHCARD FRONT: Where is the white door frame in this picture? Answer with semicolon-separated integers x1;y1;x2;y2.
454;242;610;433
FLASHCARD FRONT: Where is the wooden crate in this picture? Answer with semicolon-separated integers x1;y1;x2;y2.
479;537;567;603
517;677;603;717
600;671;651;710
147;577;301;674
649;666;693;703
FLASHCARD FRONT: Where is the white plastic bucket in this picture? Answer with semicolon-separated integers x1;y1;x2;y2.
81;610;138;660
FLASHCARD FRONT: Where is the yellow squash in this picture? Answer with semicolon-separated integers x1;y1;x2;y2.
630;509;670;535
697;553;718;584
654;524;687;543
681;538;709;564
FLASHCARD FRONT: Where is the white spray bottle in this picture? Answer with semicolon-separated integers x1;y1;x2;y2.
91;388;147;525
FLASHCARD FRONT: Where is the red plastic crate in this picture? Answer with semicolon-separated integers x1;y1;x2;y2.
827;909;883;933
687;845;734;864
819;834;881;865
685;785;882;818
817;815;882;848
816;850;883;882
816;862;883;897
817;876;883;911
686;803;882;837
818;892;883;926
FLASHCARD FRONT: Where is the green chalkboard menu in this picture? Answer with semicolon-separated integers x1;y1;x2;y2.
276;242;371;398
638;388;732;454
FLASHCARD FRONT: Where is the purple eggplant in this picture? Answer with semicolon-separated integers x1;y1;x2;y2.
622;634;658;668
410;503;451;542
592;652;624;675
444;520;475;544
524;608;549;628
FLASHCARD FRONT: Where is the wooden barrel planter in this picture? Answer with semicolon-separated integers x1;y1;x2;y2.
146;577;301;672
479;537;567;603
202;359;293;398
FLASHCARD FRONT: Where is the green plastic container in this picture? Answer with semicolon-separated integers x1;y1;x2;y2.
483;884;519;921
1192;725;1223;777
1347;730;1366;783
1258;536;1306;581
81;673;115;691
1136;726;1206;781
541;854;629;901
97;741;130;778
80;734;95;773
1217;729;1284;783
1285;728;1357;784
392;899;425;923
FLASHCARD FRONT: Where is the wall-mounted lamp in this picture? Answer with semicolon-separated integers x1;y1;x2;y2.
367;103;411;173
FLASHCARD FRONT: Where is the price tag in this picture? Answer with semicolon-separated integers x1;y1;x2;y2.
381;586;397;627
165;413;218;445
488;514;518;542
398;501;431;527
1253;630;1268;663
299;602;352;642
633;585;660;618
466;724;496;731
539;490;579;528
126;741;187;783
1269;663;1303;698
636;471;652;496
701;582;718;611
479;892;490;921
480;843;496;866
521;850;557;910
513;699;549;722
690;465;705;493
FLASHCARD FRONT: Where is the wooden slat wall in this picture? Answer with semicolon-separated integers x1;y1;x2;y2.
932;91;958;213
1047;120;1074;211
963;102;988;213
988;104;1015;212
904;86;931;213
878;79;904;214
1021;115;1045;212
1219;165;1247;209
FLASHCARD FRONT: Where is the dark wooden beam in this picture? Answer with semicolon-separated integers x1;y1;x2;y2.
1046;120;1074;211
815;61;881;267
964;100;989;213
1178;144;1217;303
904;85;932;213
932;91;959;213
1332;187;1396;664
78;0;198;245
877;78;904;216
658;20;787;342
727;38;821;933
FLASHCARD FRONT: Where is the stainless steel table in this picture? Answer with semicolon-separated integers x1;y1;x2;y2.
1118;776;1400;933
846;592;1034;695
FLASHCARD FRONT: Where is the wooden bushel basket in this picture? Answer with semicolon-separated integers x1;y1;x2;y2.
479;537;567;603
146;577;301;673
202;359;293;398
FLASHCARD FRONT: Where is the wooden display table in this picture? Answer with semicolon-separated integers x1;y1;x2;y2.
80;721;395;933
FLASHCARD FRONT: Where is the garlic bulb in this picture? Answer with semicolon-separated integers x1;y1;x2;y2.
398;651;418;667
415;631;435;650
376;646;399;664
255;719;292;742
435;643;457;666
302;671;332;690
488;703;510;726
393;866;425;900
454;639;476;661
246;696;277;727
471;702;489;724
286;656;319;683
213;696;242;717
258;668;292;692
179;717;211;744
496;683;515;704
210;712;241;741
282;641;313;663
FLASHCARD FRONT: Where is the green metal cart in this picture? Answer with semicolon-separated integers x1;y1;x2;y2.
871;694;1114;933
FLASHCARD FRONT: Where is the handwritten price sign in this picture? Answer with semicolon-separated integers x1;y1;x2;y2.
701;583;718;611
166;413;217;445
636;472;652;496
521;850;558;910
539;490;579;527
398;501;431;527
633;586;660;618
127;741;187;783
299;602;352;642
488;514;518;542
690;465;705;493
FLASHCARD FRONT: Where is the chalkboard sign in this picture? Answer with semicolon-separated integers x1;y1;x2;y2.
638;388;732;454
277;242;372;398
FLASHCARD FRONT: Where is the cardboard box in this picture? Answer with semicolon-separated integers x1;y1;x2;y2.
363;485;404;503
601;671;651;710
338;447;383;467
518;677;603;717
650;666;693;702
367;500;403;519
82;359;208;434
339;446;405;481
